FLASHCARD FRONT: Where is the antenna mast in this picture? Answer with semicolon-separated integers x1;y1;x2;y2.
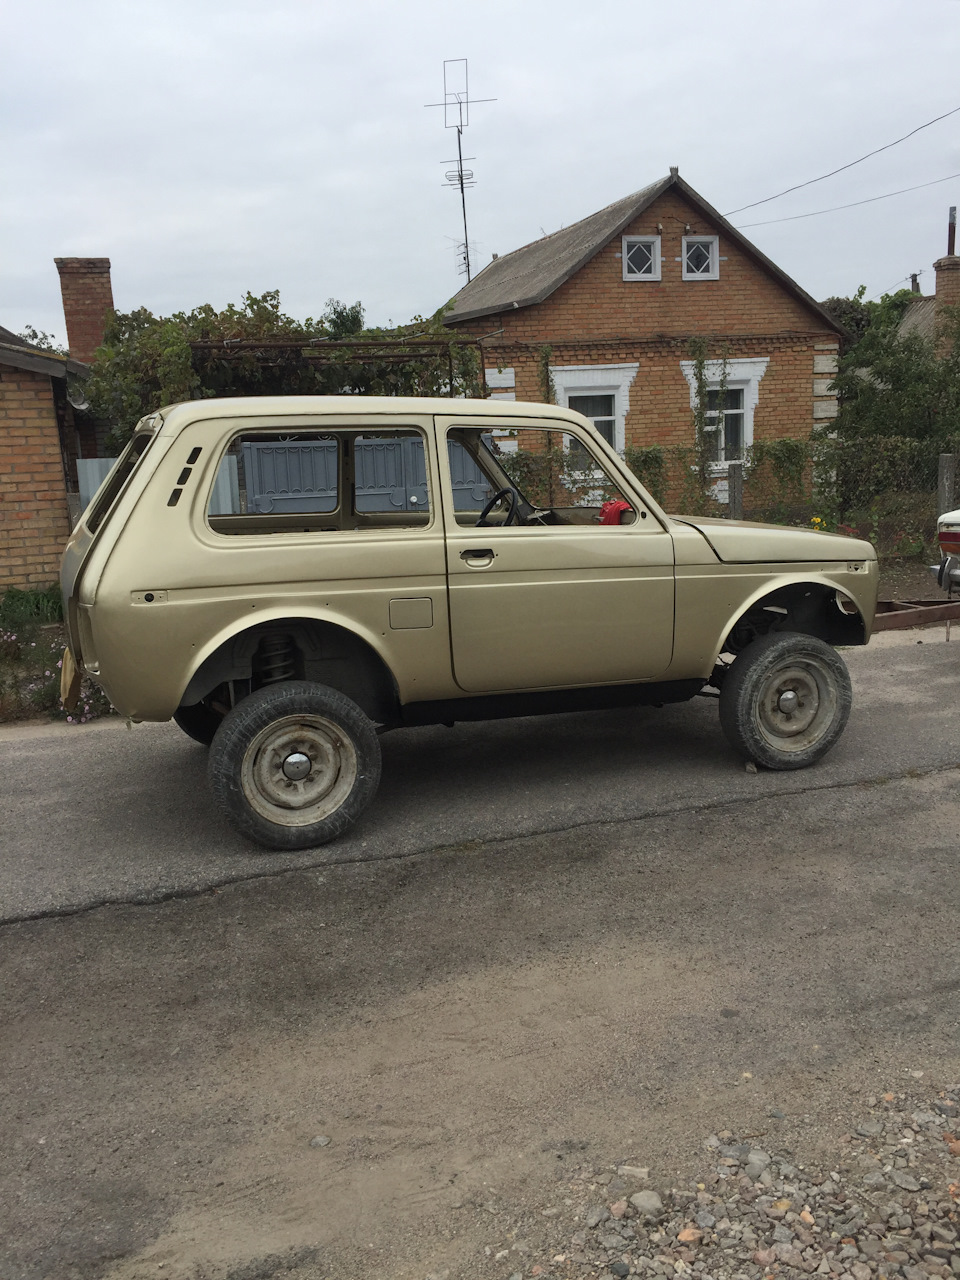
425;59;495;282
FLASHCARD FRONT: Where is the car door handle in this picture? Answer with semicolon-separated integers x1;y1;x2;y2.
460;548;495;563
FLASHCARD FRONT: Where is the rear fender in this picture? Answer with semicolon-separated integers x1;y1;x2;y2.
177;608;399;722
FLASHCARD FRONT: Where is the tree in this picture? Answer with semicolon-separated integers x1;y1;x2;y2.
86;291;482;452
826;290;960;443
17;326;66;354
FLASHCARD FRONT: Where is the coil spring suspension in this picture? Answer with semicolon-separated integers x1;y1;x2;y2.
254;634;297;685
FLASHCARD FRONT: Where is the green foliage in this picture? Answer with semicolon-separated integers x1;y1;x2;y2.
87;291;484;451
500;445;565;506
819;286;871;347
624;444;668;506
537;345;556;404
16;325;66;354
0;621;112;724
0;584;63;626
499;446;622;509
828;291;960;443
686;336;729;514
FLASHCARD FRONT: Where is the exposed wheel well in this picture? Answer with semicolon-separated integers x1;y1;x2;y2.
720;583;867;658
178;619;399;724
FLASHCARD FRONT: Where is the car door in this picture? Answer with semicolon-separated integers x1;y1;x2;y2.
438;416;675;693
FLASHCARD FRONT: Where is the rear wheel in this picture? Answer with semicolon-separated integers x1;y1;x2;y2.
719;632;852;770
208;681;381;849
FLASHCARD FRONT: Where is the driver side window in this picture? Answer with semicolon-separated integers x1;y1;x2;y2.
447;426;636;527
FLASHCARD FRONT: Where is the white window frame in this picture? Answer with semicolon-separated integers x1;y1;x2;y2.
622;235;661;281
681;235;720;281
551;363;639;454
679;356;769;472
485;366;516;402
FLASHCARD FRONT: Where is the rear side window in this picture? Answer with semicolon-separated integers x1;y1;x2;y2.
85;432;154;533
207;428;431;533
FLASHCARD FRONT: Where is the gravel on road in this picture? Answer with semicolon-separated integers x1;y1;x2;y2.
464;1089;960;1280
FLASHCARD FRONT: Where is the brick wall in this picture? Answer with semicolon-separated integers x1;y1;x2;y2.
55;257;114;365
0;368;72;590
451;188;840;443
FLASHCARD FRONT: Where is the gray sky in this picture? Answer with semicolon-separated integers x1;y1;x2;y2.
3;0;960;346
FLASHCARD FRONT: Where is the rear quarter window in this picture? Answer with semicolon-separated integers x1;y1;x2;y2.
85;432;154;533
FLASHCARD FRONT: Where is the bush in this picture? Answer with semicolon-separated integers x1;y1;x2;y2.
0;584;63;626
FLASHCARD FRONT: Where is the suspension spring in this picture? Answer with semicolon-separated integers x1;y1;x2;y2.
255;634;297;685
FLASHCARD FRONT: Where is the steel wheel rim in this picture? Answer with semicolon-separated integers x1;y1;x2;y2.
241;714;358;827
755;659;838;754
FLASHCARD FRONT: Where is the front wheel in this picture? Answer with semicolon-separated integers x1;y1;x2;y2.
719;632;852;770
208;681;382;849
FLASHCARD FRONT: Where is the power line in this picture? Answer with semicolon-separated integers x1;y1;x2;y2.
868;276;912;301
723;105;960;216
733;172;960;228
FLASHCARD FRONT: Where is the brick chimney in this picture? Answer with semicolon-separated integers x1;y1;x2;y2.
55;257;114;364
933;206;960;311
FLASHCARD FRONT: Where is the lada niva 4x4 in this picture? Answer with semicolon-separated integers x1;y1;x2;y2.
60;397;879;849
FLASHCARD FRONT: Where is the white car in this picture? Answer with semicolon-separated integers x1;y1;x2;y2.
933;507;960;590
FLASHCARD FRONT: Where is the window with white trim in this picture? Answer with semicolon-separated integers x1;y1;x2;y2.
568;393;616;448
704;388;745;463
679;357;770;473
622;235;661;281
682;235;719;280
551;363;639;454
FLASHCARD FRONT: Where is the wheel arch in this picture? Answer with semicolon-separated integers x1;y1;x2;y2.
178;612;400;724
712;575;869;668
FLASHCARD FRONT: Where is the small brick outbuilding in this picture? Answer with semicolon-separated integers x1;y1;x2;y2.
0;327;88;591
1;257;114;591
443;169;844;471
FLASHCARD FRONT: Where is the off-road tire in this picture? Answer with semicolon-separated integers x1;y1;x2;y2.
719;632;852;770
173;700;224;746
208;681;381;850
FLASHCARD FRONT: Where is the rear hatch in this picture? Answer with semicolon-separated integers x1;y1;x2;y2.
60;423;161;659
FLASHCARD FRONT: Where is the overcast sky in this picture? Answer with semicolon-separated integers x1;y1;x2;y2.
3;0;960;346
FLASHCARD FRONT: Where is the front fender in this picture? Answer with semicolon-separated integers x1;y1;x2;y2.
704;565;878;671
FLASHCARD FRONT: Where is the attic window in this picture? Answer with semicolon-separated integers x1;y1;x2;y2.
622;235;661;281
682;236;719;280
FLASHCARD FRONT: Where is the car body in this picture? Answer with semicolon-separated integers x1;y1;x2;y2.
931;507;960;591
61;396;879;848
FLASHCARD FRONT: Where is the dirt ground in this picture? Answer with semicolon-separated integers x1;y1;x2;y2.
878;557;948;601
2;756;960;1280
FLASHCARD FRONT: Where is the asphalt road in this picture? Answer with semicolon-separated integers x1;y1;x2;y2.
1;629;958;923
2;628;960;1280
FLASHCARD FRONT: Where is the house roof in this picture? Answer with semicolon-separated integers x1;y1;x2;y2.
0;323;88;379
443;171;843;334
897;296;937;343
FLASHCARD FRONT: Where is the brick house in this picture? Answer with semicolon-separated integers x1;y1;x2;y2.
898;212;960;347
0;326;88;591
443;169;844;473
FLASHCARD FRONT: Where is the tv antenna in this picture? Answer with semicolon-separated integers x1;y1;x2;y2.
425;59;495;282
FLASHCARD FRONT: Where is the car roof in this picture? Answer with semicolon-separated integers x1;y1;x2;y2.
152;396;585;436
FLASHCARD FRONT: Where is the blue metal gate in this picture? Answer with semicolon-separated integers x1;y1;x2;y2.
240;437;492;514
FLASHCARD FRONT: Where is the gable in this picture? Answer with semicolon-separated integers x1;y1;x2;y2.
444;173;841;338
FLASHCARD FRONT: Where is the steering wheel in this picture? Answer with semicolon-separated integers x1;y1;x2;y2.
476;486;521;527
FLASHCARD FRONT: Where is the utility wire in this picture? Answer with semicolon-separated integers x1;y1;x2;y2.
868;276;912;301
733;172;960;228
723;105;960;216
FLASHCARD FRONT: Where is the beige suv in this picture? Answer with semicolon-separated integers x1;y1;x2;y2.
61;396;878;849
